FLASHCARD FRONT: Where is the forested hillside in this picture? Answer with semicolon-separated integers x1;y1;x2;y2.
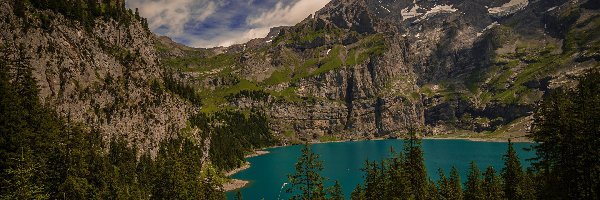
0;0;277;198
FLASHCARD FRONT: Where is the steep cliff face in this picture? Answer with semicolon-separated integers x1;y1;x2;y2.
162;0;598;142
0;1;198;154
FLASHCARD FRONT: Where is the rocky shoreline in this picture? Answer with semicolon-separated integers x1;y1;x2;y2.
222;150;270;191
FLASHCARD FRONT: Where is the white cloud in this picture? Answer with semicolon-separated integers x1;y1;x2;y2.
127;0;218;36
127;0;331;48
186;27;272;47
248;0;330;28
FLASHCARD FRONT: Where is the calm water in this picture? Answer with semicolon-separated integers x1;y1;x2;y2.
226;139;535;200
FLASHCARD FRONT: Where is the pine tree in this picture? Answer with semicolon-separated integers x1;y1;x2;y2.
13;0;26;18
482;166;503;200
330;180;344;200
401;131;429;200
364;161;384;200
286;144;326;200
464;161;484;200
448;167;463;200
87;0;100;17
436;169;451;199
386;152;412;199
532;70;600;199
351;184;365;200
0;149;49;200
501;140;524;200
13;46;39;111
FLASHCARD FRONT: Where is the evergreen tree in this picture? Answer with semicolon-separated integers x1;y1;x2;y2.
0;149;49;200
436;169;451;199
13;0;26;18
87;0;100;17
464;161;484;200
501;140;525;200
531;70;600;199
286;144;327;200
386;151;412;199
351;184;365;200
330;180;344;200
426;180;438;200
448;167;463;200
14;46;39;111
363;161;384;200
482;166;503;200
401;131;429;200
521;170;537;200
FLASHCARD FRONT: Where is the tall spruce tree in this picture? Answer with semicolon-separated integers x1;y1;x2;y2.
464;161;484;200
386;152;412;199
330;180;344;200
286;144;327;200
501;140;525;199
363;161;385;200
437;169;451;199
401;131;429;200
448;167;463;200
482;166;503;200
351;184;365;200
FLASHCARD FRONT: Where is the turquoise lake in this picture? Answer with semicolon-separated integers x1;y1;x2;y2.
226;139;535;200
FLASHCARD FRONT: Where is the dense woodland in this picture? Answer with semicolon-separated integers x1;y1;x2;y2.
285;70;600;200
1;1;277;199
0;45;229;199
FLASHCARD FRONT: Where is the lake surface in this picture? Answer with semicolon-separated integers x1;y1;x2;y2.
226;139;535;200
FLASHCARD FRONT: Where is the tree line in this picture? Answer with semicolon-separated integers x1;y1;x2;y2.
0;48;225;199
12;0;149;32
285;70;600;200
190;109;277;171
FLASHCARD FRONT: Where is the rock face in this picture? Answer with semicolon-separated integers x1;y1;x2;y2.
166;0;598;142
0;1;197;154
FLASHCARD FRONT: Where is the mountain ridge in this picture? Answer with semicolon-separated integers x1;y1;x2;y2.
1;0;598;148
161;0;599;143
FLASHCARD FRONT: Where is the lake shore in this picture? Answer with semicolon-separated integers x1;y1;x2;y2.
223;134;531;192
423;135;532;143
223;150;271;191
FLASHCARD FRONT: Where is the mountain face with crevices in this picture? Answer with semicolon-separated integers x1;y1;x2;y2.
2;0;599;150
162;0;599;143
0;0;201;156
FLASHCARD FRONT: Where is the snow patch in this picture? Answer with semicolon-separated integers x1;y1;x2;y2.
547;6;557;12
380;5;391;13
477;21;499;37
266;40;272;43
424;4;458;16
326;49;331;55
401;4;422;20
488;0;529;15
484;21;499;31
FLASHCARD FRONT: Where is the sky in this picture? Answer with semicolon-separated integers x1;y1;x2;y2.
126;0;331;48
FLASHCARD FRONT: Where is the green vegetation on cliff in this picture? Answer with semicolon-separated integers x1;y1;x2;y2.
0;53;225;199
